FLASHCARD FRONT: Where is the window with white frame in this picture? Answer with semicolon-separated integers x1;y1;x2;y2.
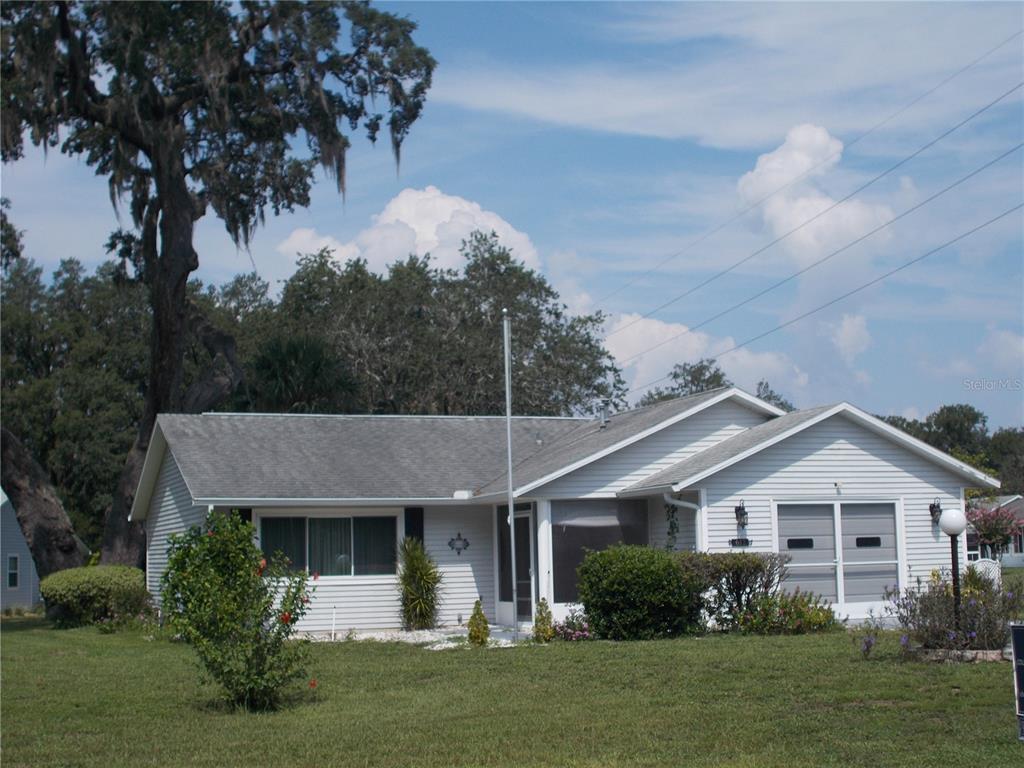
260;516;397;576
7;555;19;589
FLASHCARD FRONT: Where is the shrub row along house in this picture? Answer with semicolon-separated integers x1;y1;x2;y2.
131;387;999;630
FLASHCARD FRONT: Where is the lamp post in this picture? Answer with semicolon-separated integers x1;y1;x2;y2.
938;503;968;632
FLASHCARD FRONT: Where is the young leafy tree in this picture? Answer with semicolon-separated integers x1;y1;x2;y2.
2;1;434;565
755;379;795;412
638;358;731;407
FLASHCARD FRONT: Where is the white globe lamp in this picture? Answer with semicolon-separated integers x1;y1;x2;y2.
938;506;967;537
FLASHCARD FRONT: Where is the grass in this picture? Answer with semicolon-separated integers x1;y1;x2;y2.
2;618;1021;767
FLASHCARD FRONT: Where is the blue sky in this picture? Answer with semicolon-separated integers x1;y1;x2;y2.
3;2;1022;426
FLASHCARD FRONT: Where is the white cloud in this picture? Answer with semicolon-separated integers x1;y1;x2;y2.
603;313;808;402
280;186;541;274
977;327;1024;375
275;228;355;261
900;406;921;421
738;125;893;265
829;313;871;366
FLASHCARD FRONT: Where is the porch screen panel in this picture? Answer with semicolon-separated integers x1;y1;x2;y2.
840;503;898;602
778;504;837;602
353;517;397;575
551;499;648;603
309;518;352;576
260;517;307;571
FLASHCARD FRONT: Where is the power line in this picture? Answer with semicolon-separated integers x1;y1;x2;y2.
626;202;1024;396
592;29;1023;308
606;78;1024;340
618;141;1023;367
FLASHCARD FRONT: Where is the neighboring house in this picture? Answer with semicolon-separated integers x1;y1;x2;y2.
130;387;1000;629
967;494;1024;567
1;489;41;611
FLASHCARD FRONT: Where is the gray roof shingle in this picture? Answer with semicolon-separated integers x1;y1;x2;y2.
158;413;584;501
623;404;836;493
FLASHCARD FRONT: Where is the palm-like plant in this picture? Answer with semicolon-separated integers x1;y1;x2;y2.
398;537;442;630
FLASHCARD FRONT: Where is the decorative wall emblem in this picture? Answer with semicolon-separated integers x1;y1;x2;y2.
448;532;470;556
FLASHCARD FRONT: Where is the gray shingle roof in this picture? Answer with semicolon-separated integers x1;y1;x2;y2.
158;413;584;501
623;404;836;493
473;388;738;496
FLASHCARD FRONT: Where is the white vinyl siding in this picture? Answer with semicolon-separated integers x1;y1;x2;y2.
698;413;965;587
145;450;206;603
1;500;40;610
538;400;769;498
424;506;495;625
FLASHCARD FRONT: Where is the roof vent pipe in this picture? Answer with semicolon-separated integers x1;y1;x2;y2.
599;399;611;428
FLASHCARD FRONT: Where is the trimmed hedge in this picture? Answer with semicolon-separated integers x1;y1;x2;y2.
577;545;710;640
40;565;151;628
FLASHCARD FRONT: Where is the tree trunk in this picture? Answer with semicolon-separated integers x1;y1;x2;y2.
100;149;198;567
1;428;87;579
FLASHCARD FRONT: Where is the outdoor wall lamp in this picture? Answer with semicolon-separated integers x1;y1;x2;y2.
734;501;748;528
929;498;943;525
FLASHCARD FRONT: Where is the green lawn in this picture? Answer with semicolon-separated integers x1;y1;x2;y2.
2;618;1021;767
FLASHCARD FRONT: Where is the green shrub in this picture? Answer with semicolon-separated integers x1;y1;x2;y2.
467;599;489;646
398;537;442;630
532;597;555;643
161;512;313;710
680;552;789;629
40;565;150;628
578;545;707;640
553;607;592;641
737;590;839;635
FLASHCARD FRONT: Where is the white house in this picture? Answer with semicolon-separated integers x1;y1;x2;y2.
130;387;1000;630
1;489;41;611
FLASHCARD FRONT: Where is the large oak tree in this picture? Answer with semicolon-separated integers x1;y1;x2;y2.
1;1;434;566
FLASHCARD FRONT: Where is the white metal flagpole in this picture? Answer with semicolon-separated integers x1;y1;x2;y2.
503;308;518;642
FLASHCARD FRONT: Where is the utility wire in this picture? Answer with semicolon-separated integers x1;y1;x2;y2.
593;29;1023;308
626;202;1024;396
618;141;1023;367
605;78;1024;340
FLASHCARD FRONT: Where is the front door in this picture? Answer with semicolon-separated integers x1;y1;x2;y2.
497;504;535;623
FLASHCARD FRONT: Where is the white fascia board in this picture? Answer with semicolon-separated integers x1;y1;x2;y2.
667;403;1001;492
509;388;781;498
128;423;168;522
195;496;479;508
617;484;674;499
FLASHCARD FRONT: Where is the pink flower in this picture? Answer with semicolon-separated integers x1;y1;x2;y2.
309;678;318;689
280;611;293;625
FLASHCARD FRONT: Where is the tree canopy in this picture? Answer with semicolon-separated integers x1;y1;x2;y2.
1;0;435;565
637;358;794;412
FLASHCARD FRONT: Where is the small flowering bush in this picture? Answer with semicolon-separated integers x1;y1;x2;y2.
966;503;1021;556
736;589;839;635
553;607;592;641
161;512;313;710
886;568;1023;651
532;598;555;643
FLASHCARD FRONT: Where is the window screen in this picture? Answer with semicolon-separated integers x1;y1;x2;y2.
7;556;18;589
787;538;814;549
551;500;648;603
309;518;352;576
353;517;397;575
261;517;307;571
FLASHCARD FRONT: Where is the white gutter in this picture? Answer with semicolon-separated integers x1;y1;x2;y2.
663;493;699;512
